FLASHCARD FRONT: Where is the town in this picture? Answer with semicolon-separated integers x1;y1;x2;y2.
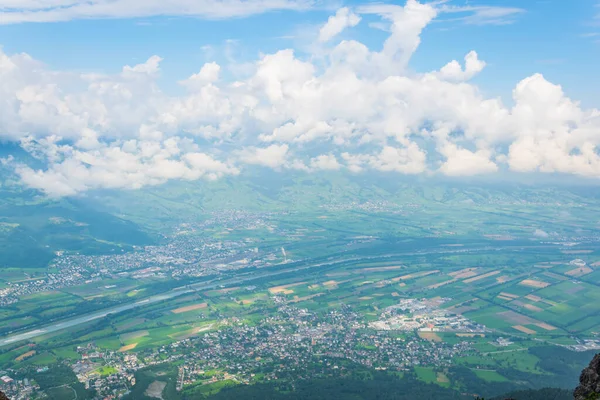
0;299;481;399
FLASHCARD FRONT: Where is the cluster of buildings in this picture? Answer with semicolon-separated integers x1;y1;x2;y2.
0;374;37;399
0;264;89;307
0;211;291;307
162;303;475;385
566;339;600;352
369;298;488;334
0;297;488;399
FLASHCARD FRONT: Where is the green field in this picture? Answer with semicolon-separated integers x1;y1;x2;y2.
473;369;508;382
96;366;118;376
1;179;600;399
415;367;438;384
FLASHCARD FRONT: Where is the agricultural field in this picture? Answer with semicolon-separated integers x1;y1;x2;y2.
1;180;600;399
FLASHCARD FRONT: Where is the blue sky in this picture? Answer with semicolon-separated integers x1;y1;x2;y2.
1;0;598;106
1;0;600;196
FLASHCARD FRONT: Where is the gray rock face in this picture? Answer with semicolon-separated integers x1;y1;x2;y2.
575;354;600;400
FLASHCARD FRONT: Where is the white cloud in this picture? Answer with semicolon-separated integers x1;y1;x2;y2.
371;145;427;174
180;62;221;89
436;51;486;82
342;144;427;175
0;0;316;24
238;144;290;169
438;142;498;176
358;0;438;74
251;49;315;102
14;138;239;196
438;4;525;25
123;55;163;75
533;229;549;238
1;0;600;197
310;154;341;170
507;74;600;176
318;7;361;42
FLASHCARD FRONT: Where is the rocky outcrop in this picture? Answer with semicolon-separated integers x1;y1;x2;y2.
574;354;600;400
0;390;9;400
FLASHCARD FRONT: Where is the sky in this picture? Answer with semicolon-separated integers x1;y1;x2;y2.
0;0;599;196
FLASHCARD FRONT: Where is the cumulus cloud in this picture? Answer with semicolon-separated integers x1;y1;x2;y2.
507;74;600;176
238;144;290;169
436;51;486;82
0;0;316;24
358;0;438;74
1;1;600;197
123;55;163;75
14;138;239;197
342;144;427;174
310;154;341;170
318;7;361;42
438;142;498;176
180;62;221;88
